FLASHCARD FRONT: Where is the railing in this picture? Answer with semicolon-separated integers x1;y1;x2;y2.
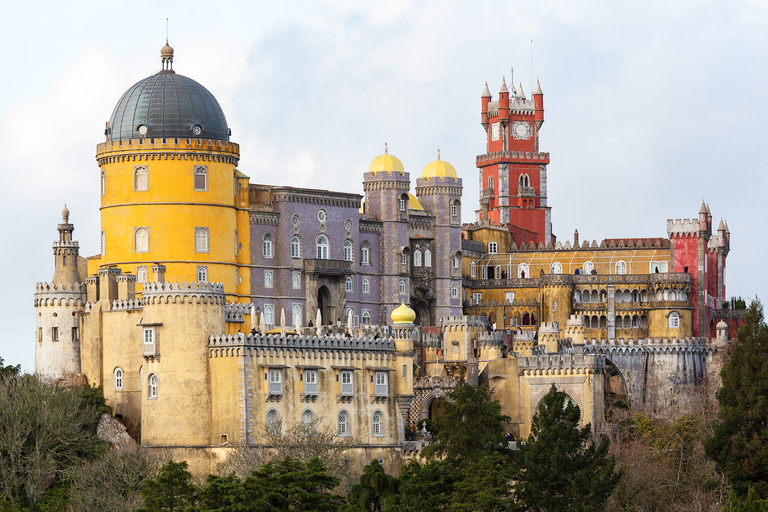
303;259;354;276
375;382;388;396
341;381;354;395
517;186;535;197
143;342;156;356
304;381;319;395
269;382;283;395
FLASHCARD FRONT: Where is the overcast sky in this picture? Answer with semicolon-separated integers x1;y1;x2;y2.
2;0;766;371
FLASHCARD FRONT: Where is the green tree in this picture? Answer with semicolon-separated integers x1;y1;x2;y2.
724;486;768;512
421;381;511;463
449;453;514;512
192;473;249;512
0;356;20;380
384;459;459;512
341;459;397;512
137;460;197;512
513;385;621;512
244;456;342;511
705;299;768;499
0;376;105;508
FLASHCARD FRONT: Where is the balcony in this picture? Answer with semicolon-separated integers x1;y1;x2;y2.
304;258;354;276
142;342;157;361
517;186;536;197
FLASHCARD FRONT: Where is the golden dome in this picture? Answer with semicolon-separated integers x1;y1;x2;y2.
421;150;457;179
369;143;405;175
408;194;424;211
391;303;416;325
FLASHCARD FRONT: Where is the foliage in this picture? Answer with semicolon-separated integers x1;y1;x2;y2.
705;299;768;499
137;460;197;512
0;376;106;508
724;487;768;512
340;459;397;512
384;459;459;512
449;453;514;512
513;385;620;512
421;381;510;463
0;356;21;380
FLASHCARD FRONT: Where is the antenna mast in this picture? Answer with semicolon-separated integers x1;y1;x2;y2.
530;40;533;95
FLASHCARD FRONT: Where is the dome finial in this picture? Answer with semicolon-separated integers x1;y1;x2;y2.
61;204;69;222
437;149;441;160
384;141;388;154
160;30;175;74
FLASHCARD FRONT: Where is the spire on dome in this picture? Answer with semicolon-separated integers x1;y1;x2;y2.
384;142;388;154
437;149;441;160
534;79;543;94
61;204;70;223
160;39;175;73
482;82;491;98
500;77;508;93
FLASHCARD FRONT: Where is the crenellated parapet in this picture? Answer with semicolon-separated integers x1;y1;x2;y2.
208;332;396;358
34;282;86;307
142;281;226;305
440;314;489;332
225;302;253;323
517;354;605;376
111;299;143;311
95;137;240;166
581;337;714;356
667;218;699;238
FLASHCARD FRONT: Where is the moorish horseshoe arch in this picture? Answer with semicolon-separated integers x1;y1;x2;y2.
529;385;584;427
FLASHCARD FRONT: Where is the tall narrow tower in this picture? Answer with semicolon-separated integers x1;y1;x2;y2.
477;78;552;245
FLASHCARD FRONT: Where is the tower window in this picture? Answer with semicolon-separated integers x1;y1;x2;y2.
452;285;458;298
197;265;208;283
362;278;370;294
399;198;406;211
100;170;106;196
316;235;329;259
263;234;273;258
114;368;123;390
148;373;158;399
424;248;432;267
195;227;209;253
293;272;301;289
361;243;370;265
488;242;498;254
399;279;406;295
471;261;476;278
343;240;353;262
265;271;273;288
72;327;79;341
488;176;494;191
51;327;58;342
101;231;106;256
293;304;302;328
346;276;353;292
669;312;680;329
194;165;208;191
453;256;460;269
291;236;301;258
134;227;149;253
137;265;148;283
235;230;238;257
134;165;148;191
451;203;458;217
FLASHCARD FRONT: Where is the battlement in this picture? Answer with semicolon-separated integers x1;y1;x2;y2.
115;275;136;283
208;332;396;357
667;219;699;237
565;314;587;326
478;330;504;343
96;137;239;156
111;299;143;311
225;302;253;323
476;150;550;166
142;281;226;305
538;322;559;334
440;315;489;329
52;241;79;249
517;354;605;375
34;282;86;306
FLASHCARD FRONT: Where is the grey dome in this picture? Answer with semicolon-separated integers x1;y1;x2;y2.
106;71;230;142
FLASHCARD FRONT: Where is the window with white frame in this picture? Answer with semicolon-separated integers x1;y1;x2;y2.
488;242;498;254
471;261;476;278
265;271;273;288
398;279;406;295
264;305;274;326
451;202;458;217
551;262;563;274
583;261;594;274
400;253;407;265
362;278;370;294
316;235;329;259
505;291;515;303
263;233;273;258
413;249;422;267
338;410;350;436
518;263;529;278
293;272;301;289
134;165;148;191
343;240;353;262
650;261;669;273
424;248;432;267
148;373;158;399
194;165;208;191
488;175;494;190
616;260;627;275
100;170;106;196
473;292;482;305
304;370;318;395
137;265;148;283
372;410;384;436
399;198;406;211
266;409;281;436
135;227;149;253
291;236;301;258
233;170;238;196
361;243;370;265
293;305;302;327
143;327;155;345
195;227;209;253
234;230;238;256
362;310;371;325
375;372;388;396
668;312;680;329
114;368;123;390
268;369;282;395
453;256;459;269
197;265;208;283
101;230;106;256
345;276;353;292
451;285;458;298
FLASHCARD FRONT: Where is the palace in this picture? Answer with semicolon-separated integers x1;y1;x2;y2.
35;42;734;474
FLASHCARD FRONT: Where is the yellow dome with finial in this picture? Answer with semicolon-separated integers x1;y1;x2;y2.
391;303;416;325
422;149;457;179
369;143;405;175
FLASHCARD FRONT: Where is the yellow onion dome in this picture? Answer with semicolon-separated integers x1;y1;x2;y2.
408;193;424;211
369;143;405;175
421;150;457;179
391;303;416;325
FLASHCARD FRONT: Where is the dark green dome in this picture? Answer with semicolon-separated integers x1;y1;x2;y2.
106;63;230;142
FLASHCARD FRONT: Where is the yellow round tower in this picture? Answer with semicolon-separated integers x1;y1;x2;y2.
93;43;249;301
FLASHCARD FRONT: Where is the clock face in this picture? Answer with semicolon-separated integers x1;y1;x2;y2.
513;121;530;140
491;122;501;141
191;125;203;136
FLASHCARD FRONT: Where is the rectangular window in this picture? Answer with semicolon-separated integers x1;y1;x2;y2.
473;292;482;305
304;370;318;395
194;165;208;191
143;327;154;344
38;327;42;342
505;292;515;303
101;230;106;256
375;372;388;396
72;327;79;341
400;253;407;265
402;365;407;378
269;369;282;395
234;230;238;257
134;227;149;253
51;327;58;342
341;371;353;395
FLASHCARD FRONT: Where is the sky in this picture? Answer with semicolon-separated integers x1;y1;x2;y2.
1;0;766;371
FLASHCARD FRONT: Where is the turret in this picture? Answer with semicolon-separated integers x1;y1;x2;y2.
533;79;544;151
481;82;491;130
698;201;709;235
390;304;416;443
52;205;81;286
498;78;510;122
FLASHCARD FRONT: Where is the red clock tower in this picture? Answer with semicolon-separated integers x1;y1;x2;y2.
477;78;552;246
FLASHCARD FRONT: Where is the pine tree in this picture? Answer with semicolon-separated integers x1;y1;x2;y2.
138;460;197;511
705;299;768;499
513;385;620;512
341;458;398;512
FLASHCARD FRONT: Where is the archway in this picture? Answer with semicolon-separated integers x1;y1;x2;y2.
487;266;495;279
429;397;448;420
413;301;431;327
317;285;332;325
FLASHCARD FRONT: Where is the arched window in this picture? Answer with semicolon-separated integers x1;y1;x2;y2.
583;261;594;274
361;243;370;265
488;175;494;190
114;368;123;390
343;240;353;262
372;410;384;436
291;236;301;258
399;195;407;211
669;312;680;329
266;409;281;436
471;261;476;278
451;201;459;218
194;165;207;191
453;256;460;269
552;262;563;274
399;279;406;295
316;235;329;259
338;410;350;436
264;305;274;326
302;410;314;429
424;248;432;267
615;260;627;275
265;271;273;288
100;170;106;196
451;284;458;298
518;263;529;279
134;166;148;191
197;265;208;283
292;272;301;289
574;290;581;302
488;242;498;254
134;227;149;253
293;304;302;327
346;276;353;292
263;234;273;258
195;227;209;253
362;310;371;325
362;278;370;294
148;373;158;399
413;249;422;267
137;265;148;283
